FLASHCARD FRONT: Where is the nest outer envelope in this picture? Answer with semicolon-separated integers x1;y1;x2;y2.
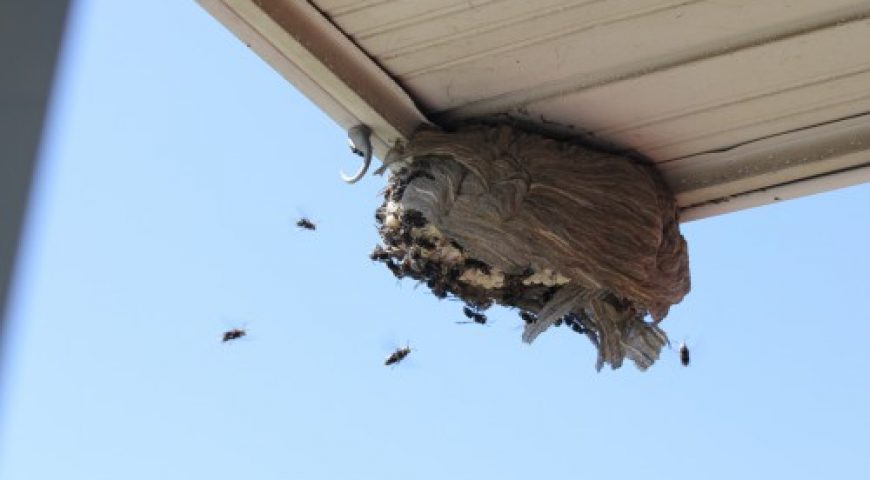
382;125;690;370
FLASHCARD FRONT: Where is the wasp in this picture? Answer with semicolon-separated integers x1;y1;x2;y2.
400;210;428;229
429;281;448;299
385;259;405;278
296;217;316;230
519;311;537;325
679;342;690;367
222;328;246;343
369;245;391;262
457;305;487;325
464;258;491;275
561;313;589;334
417;237;437;250
385;345;412;366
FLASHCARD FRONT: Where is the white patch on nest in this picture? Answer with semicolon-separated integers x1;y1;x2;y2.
431;244;464;264
384;214;400;228
522;269;570;287
458;267;505;289
416;225;464;263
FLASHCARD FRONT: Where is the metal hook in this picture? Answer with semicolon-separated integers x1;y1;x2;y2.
341;124;372;183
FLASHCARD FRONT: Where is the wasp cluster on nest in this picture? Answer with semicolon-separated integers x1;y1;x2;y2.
370;125;691;371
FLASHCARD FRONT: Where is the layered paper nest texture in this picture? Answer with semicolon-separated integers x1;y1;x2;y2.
373;125;690;371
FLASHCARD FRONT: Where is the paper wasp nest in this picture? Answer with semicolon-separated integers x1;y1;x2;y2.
372;125;690;371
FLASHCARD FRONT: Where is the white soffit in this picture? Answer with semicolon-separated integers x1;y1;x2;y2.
198;0;870;221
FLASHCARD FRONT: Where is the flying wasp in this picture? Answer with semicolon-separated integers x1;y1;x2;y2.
456;305;488;325
385;344;412;366
222;328;246;343
296;217;316;231
679;342;690;367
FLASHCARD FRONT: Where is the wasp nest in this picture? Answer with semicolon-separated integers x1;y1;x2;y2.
371;125;690;371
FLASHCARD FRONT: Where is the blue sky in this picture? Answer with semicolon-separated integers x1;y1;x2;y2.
1;1;869;479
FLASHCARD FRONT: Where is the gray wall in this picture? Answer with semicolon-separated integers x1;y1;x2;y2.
0;1;71;349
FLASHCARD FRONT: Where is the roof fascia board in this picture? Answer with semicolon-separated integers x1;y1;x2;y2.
196;0;428;160
679;162;870;222
672;114;870;221
198;1;870;222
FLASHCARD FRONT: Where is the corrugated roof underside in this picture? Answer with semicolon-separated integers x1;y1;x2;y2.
314;0;870;164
